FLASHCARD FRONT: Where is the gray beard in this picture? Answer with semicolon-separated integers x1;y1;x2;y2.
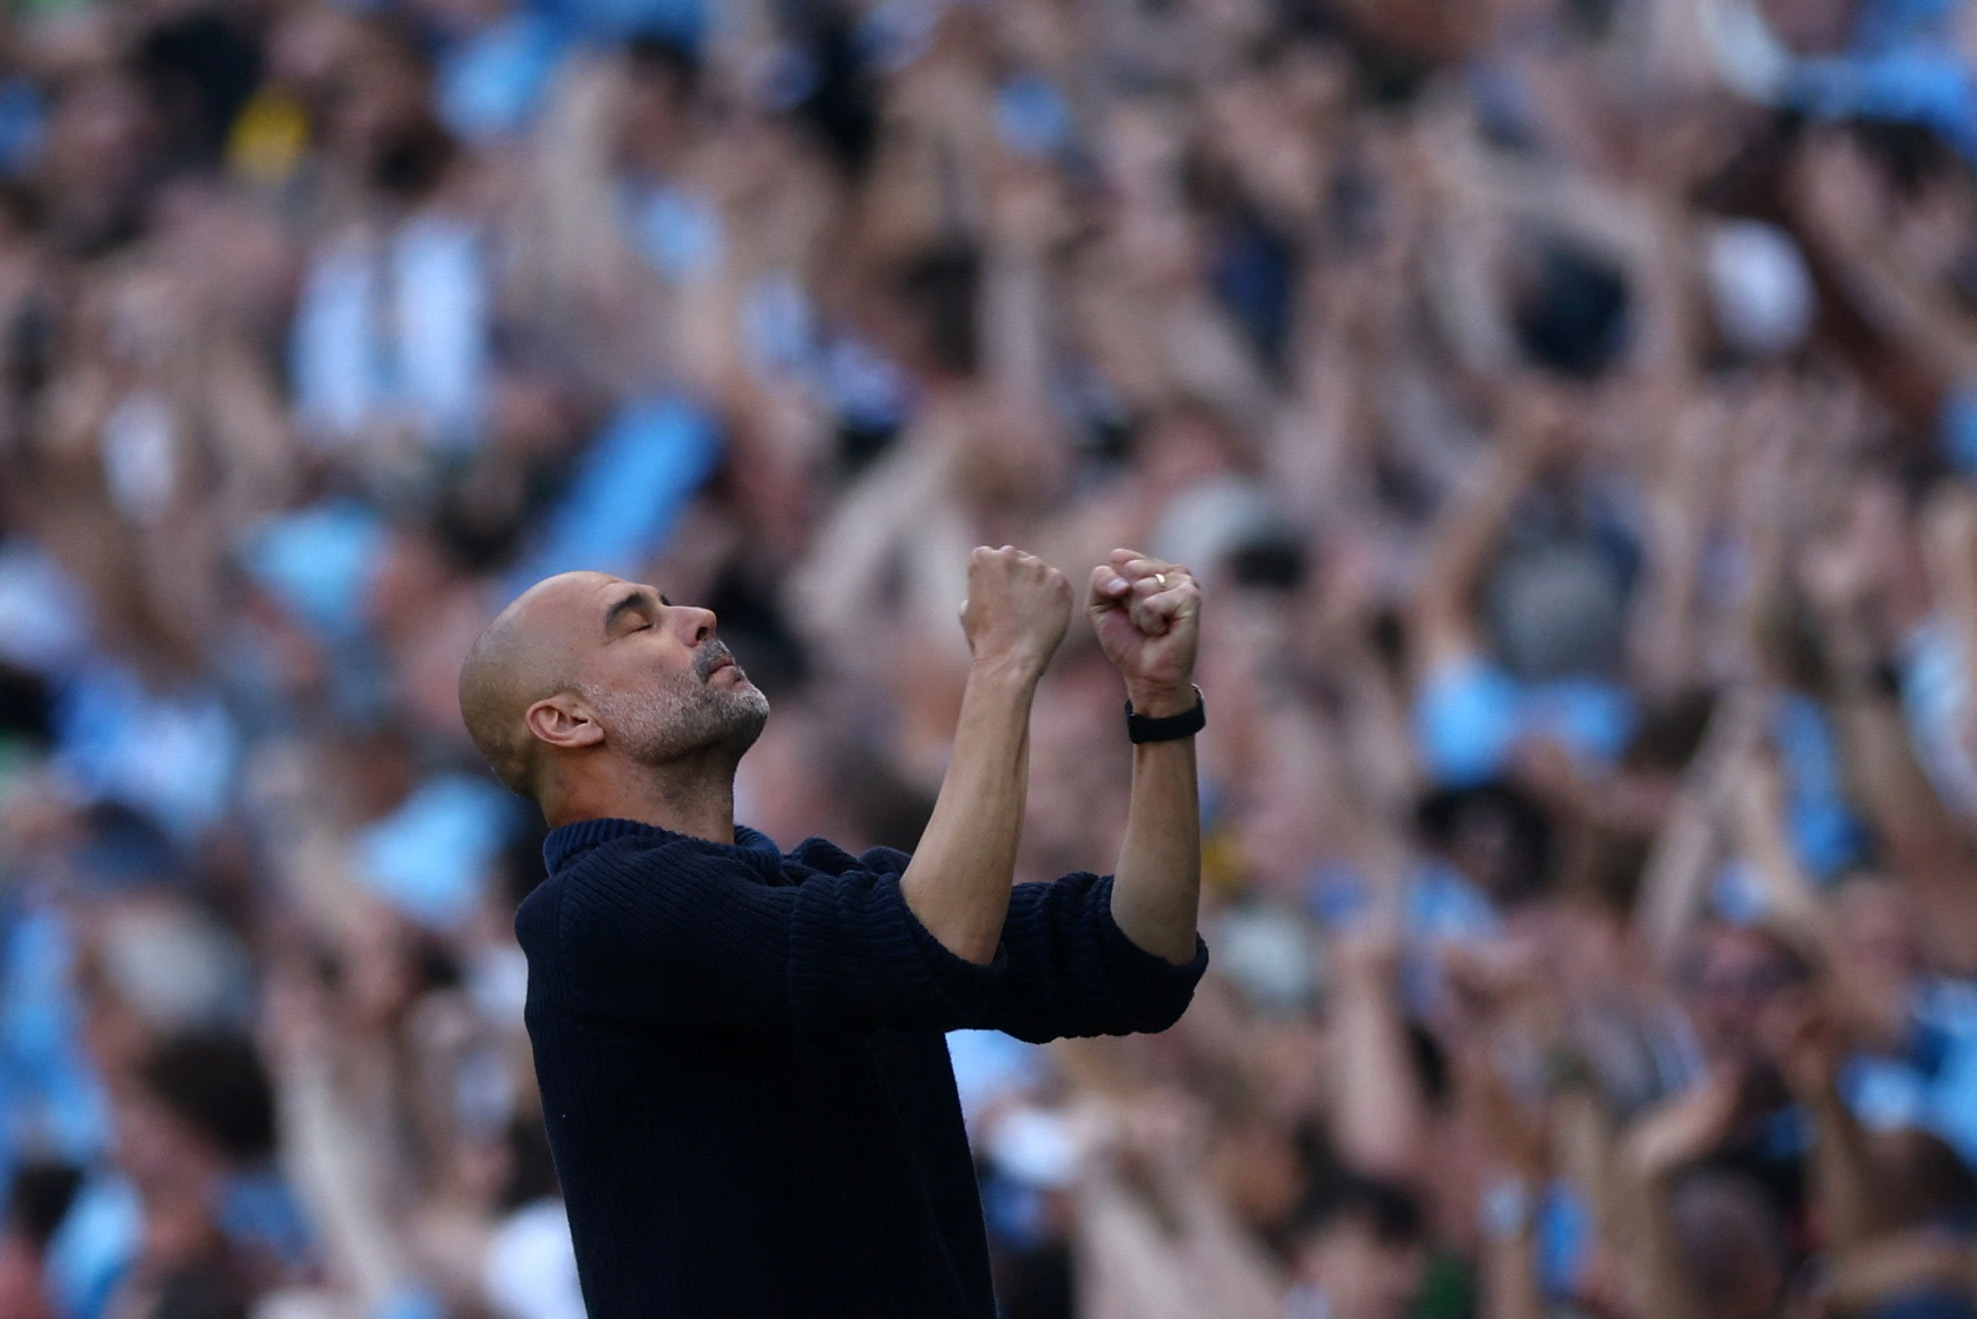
584;670;770;769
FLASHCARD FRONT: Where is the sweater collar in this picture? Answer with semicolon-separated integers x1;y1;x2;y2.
542;817;780;874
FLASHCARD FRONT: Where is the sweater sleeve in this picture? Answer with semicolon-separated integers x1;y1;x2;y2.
982;871;1208;1044
553;839;1005;1036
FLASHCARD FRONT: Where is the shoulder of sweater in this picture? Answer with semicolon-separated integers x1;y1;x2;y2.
513;868;561;944
546;831;909;910
568;831;779;883
786;837;911;878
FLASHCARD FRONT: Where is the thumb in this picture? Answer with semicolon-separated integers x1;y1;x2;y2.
1087;563;1130;613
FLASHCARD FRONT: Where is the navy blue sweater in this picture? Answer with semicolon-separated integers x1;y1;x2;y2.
515;818;1207;1318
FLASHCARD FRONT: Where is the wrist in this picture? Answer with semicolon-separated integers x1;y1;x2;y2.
1125;681;1196;719
1125;684;1205;745
970;652;1047;691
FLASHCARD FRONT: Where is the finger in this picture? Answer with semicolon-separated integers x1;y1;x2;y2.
1126;561;1193;593
1132;574;1198;609
1139;588;1196;618
1088;564;1131;605
1130;571;1192;596
1127;599;1172;636
1109;547;1149;571
1135;594;1199;632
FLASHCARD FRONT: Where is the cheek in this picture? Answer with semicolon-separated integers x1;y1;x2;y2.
592;642;693;698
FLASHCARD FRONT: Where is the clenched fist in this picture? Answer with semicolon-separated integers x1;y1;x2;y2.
1086;549;1200;716
960;546;1073;680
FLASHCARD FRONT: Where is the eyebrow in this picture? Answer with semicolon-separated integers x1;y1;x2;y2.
603;588;674;635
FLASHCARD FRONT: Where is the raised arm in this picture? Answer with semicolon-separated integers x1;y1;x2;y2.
1619;1070;1746;1319
900;545;1073;963
1086;548;1204;965
1329;933;1432;1186
1762;991;1885;1253
1409;390;1568;677
1639;691;1761;973
1728;740;1832;955
1805;530;1977;972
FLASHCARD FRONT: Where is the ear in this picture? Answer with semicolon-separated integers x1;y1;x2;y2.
524;693;605;752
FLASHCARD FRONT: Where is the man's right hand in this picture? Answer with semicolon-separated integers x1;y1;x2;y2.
960;546;1072;680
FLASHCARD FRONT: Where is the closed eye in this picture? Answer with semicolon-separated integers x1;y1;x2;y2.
605;589;664;636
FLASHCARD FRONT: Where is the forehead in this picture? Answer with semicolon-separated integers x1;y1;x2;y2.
521;572;627;614
499;572;626;644
587;574;638;604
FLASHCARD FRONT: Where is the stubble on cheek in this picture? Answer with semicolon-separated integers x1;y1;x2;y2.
584;669;769;763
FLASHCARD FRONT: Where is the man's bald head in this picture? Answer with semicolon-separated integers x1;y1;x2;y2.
459;573;611;797
459;572;769;808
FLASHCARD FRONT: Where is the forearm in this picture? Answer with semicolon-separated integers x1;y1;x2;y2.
1632;495;1706;693
1109;690;1202;965
900;661;1039;963
1553;1090;1632;1272
1840;697;1977;969
1639;783;1723;973
1478;1221;1544;1319
1808;214;1977;388
1337;649;1420;818
277;1051;411;1307
1832;684;1971;881
1618;1071;1744;1319
1413;415;1551;669
1926;493;1977;690
1333;962;1429;1180
983;240;1051;409
1732;771;1830;954
1806;1079;1884;1251
1635;1177;1708;1319
1413;462;1523;662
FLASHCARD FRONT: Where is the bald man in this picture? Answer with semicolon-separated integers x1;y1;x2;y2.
460;546;1209;1318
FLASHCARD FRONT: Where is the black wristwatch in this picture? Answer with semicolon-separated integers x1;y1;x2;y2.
1125;686;1206;744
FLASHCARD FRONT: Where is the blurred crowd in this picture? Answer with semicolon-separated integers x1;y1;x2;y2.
6;0;1977;1316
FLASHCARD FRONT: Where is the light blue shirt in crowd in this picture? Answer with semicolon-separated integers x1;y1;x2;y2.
291;216;489;452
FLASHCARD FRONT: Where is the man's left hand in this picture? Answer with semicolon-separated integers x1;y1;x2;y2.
1086;549;1200;717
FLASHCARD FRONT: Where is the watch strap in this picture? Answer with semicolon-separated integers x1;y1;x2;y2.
1125;686;1206;744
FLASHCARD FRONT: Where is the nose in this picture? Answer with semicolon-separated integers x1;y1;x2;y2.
676;605;717;645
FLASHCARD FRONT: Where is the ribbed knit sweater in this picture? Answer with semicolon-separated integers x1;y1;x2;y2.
516;817;1208;1318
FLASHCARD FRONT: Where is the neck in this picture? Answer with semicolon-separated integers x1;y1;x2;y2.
542;750;740;844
